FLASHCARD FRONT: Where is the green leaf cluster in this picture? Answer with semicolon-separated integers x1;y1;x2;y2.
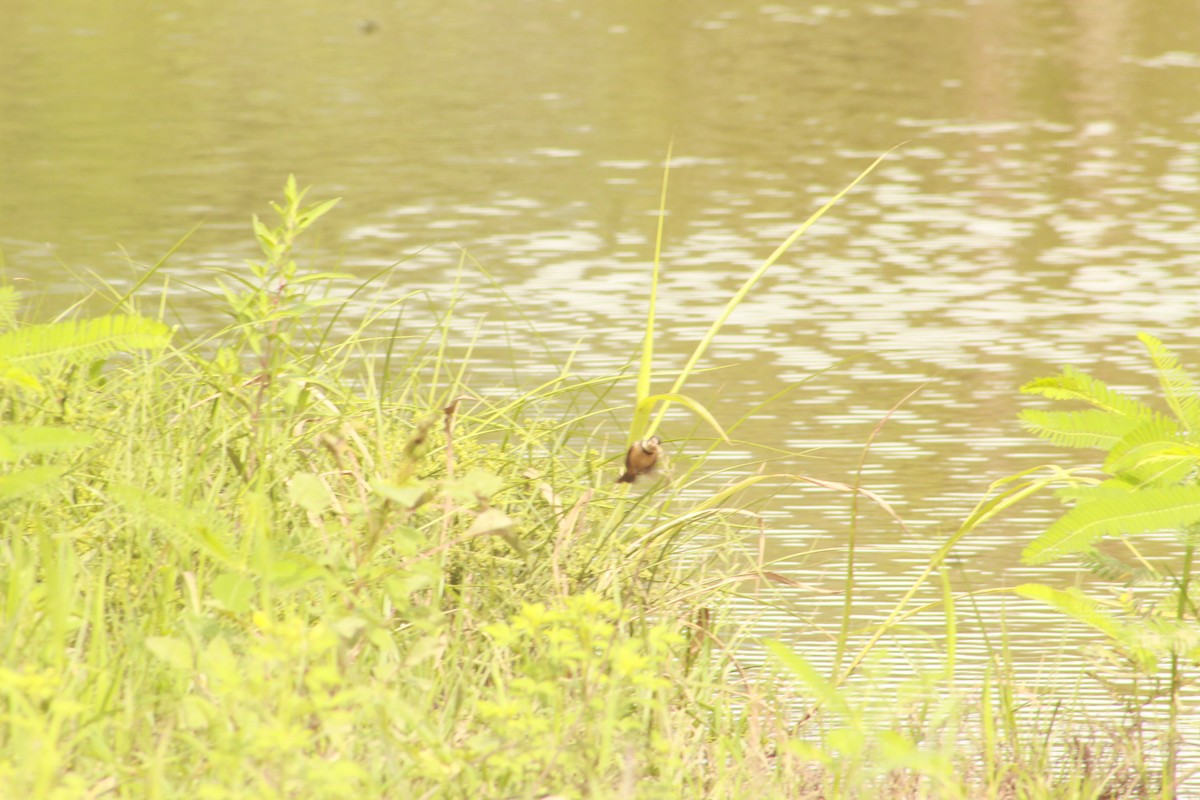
1019;334;1200;563
0;292;170;504
460;594;682;792
1017;332;1200;725
216;175;344;365
768;640;960;794
0;309;170;394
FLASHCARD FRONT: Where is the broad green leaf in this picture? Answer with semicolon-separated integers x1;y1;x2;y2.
467;508;513;537
447;468;505;503
468;509;524;556
401;633;443;667
200;636;238;681
392;525;428;557
387;561;442;598
371;477;430;509
261;552;325;588
210;573;254;614
288;471;333;514
145;636;194;671
178;695;213;730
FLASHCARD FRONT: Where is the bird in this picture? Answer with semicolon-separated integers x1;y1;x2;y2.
616;436;663;484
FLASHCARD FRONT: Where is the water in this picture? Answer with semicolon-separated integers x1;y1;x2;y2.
4;0;1200;762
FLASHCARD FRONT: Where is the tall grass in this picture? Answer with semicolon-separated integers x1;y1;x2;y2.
0;173;1177;799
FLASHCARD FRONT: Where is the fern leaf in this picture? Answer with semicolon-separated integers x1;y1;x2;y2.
1103;415;1197;475
0;315;171;372
1181;521;1200;546
1018;409;1140;450
1023;484;1200;564
1138;332;1200;432
1079;550;1164;586
1021;366;1153;418
1055;478;1134;504
1123;459;1197;490
1014;584;1128;643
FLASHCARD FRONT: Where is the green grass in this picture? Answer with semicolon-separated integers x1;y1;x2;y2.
0;175;1183;799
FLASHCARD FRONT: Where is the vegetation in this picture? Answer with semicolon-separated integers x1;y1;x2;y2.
0;175;1194;798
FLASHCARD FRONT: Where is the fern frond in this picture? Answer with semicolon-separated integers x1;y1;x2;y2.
1138;332;1200;432
1014;584;1128;643
0;314;172;372
1079;550;1164;586
1021;366;1153;418
1022;484;1200;565
1055;478;1134;504
1181;521;1200;546
1018;409;1140;450
1122;458;1197;490
1103;415;1197;477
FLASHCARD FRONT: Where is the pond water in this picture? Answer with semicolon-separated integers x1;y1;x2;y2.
4;0;1200;747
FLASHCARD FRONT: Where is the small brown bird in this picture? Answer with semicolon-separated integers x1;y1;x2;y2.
617;436;663;484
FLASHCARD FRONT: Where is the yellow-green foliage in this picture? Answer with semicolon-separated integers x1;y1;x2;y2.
0;177;1166;800
1017;335;1200;797
0;180;768;800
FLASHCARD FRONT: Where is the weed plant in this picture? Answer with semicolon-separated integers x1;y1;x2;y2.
0;174;1185;798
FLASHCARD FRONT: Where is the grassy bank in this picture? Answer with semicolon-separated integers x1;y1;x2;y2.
0;177;1191;798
